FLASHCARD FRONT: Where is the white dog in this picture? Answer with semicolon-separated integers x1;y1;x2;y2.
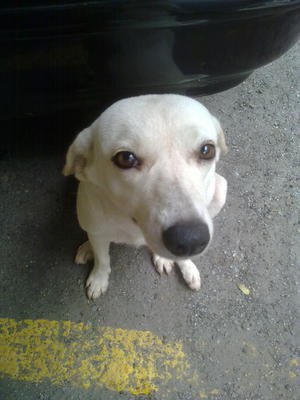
63;94;228;299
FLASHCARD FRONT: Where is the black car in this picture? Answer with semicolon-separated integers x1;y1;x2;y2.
2;0;300;119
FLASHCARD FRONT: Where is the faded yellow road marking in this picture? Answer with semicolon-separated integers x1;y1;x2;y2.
1;318;297;397
0;317;190;395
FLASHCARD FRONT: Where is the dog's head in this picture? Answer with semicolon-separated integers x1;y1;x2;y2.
64;95;227;259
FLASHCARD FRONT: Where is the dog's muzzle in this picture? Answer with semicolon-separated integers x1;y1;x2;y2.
162;219;210;257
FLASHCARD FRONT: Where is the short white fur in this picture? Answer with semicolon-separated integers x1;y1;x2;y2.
64;94;228;299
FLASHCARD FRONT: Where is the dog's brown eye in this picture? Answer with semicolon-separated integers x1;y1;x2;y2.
199;143;215;160
112;151;139;169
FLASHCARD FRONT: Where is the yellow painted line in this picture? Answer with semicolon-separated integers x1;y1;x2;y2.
2;317;297;397
0;317;190;395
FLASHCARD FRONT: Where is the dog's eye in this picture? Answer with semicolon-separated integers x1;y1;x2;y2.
112;151;139;169
199;143;215;160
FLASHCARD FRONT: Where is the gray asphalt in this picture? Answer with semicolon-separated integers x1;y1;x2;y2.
0;42;299;400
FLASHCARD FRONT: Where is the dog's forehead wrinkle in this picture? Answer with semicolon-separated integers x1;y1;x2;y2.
97;115;166;155
97;94;217;150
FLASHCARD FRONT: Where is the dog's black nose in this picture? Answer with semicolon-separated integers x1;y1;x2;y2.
162;219;210;257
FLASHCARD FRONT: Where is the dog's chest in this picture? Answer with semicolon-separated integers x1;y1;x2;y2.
113;219;146;248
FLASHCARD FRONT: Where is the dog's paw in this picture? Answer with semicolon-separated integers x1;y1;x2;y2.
176;260;201;291
86;270;109;299
152;254;174;275
75;241;94;264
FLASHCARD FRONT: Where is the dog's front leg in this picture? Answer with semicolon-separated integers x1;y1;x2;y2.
152;254;201;291
85;233;111;300
152;253;174;275
176;260;201;291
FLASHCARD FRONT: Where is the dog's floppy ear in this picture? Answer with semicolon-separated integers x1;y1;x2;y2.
208;173;228;218
211;116;228;155
63;127;93;180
